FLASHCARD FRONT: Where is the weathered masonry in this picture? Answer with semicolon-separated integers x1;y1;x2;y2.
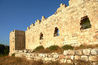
9;30;25;54
14;49;98;64
9;0;98;55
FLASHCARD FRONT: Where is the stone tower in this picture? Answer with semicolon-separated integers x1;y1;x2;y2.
9;30;25;55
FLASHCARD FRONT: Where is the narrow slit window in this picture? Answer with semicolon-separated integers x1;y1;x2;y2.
40;33;43;40
54;27;60;37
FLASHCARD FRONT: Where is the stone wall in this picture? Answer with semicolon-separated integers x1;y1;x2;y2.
25;0;98;50
9;0;98;54
14;48;98;65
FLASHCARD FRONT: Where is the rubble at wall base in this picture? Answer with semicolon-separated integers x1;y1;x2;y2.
12;48;98;65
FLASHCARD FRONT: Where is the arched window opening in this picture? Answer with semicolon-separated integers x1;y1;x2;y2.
54;27;60;37
40;33;43;40
80;16;91;30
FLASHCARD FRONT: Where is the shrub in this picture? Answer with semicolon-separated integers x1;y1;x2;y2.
48;45;60;51
79;45;85;48
4;46;9;54
0;44;9;56
12;53;15;56
62;45;73;50
33;46;44;52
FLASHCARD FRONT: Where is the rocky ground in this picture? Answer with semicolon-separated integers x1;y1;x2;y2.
0;56;95;65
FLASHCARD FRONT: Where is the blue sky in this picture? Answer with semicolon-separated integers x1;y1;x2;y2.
0;0;69;45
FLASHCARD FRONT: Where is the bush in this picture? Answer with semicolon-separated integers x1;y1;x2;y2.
62;45;73;50
0;44;9;56
12;53;15;56
4;46;9;54
33;46;44;52
48;45;60;51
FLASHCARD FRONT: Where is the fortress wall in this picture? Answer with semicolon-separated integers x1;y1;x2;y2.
25;0;98;50
26;1;98;49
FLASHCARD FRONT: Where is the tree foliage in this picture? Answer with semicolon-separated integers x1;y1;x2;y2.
0;44;9;56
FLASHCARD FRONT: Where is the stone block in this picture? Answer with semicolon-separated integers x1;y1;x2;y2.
14;50;19;53
81;56;89;61
75;55;81;60
44;57;49;61
60;59;67;63
59;54;66;59
51;58;57;61
53;54;59;58
91;49;98;55
63;50;75;55
68;50;75;55
63;50;69;55
75;50;82;55
83;49;91;55
71;56;74;60
92;62;98;65
18;50;24;53
23;50;27;53
89;56;98;62
65;56;71;59
67;60;72;63
15;54;22;57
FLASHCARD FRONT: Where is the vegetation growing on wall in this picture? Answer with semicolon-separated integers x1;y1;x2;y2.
62;45;74;50
33;46;44;52
33;44;98;53
33;45;74;53
48;45;60;50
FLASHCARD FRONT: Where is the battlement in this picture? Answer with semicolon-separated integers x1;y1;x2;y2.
26;0;98;31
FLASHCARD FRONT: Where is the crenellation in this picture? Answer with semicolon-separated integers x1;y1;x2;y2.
41;16;46;21
60;3;67;8
35;19;41;25
27;27;30;30
30;23;34;28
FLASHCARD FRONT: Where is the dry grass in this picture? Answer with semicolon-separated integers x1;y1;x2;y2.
33;48;63;54
0;56;31;65
74;60;92;65
74;44;98;50
0;56;94;65
0;56;73;65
